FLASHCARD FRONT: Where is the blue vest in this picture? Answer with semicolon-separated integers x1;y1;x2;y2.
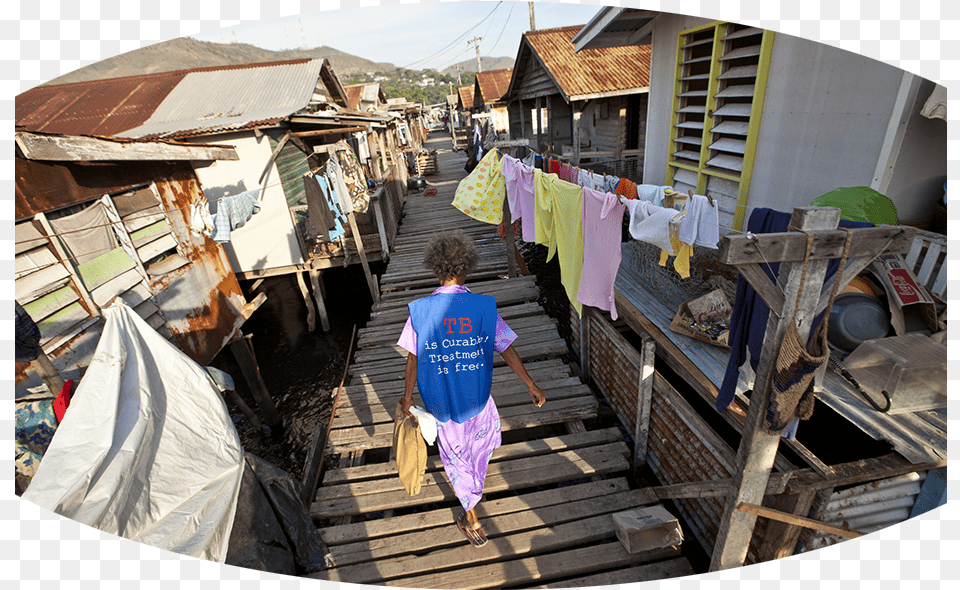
409;292;497;423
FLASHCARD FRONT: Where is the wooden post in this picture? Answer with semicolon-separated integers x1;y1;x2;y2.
502;194;517;279
30;350;65;397
366;129;383;182
535;97;543;150
308;268;331;332
296;270;316;332
229;332;282;429
709;208;915;571
346;210;380;305
633;335;655;468
579;305;592;383
573;102;582;167
710;208;839;570
371;189;391;263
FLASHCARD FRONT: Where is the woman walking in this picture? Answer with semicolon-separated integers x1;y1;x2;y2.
397;230;546;547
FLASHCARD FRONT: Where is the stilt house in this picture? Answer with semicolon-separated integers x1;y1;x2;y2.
473;68;513;135
501;25;652;177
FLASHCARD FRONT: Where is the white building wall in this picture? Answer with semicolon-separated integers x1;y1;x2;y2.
643;16;945;226
189;131;303;274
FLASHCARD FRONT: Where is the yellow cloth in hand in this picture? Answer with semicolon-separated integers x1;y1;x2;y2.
392;400;427;496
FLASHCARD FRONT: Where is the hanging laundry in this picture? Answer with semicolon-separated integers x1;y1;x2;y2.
314;174;347;242
190;201;215;238
577;169;604;191
332;142;370;214
636;184;670;207
622;199;676;252
578;188;626;319
501;155;537;242
521;151;538;167
604;175;621;194
550;159;562;176
211;189;261;243
559;163;578;184
452;148;506;225
658;223;693;279
678;194;720;249
614;178;639;200
535;171;584;316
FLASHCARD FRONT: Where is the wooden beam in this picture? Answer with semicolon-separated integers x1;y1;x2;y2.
719;225;915;266
736;502;863;539
293;126;368;138
633;335;655;468
15;132;238;162
229;332;281;428
710;207;841;572
309;268;331;333
296;271;317;332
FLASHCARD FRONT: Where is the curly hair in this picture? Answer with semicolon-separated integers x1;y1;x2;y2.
423;230;479;282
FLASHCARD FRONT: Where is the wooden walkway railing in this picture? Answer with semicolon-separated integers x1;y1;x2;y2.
308;133;694;587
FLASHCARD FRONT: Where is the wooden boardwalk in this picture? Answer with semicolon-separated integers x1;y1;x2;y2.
308;133;695;587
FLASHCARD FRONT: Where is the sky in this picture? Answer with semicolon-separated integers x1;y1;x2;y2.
188;1;603;72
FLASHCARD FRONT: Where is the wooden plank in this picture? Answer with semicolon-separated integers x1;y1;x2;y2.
719;225;914;266
324;488;660;573
15;131;238;161
382;543;679;589
320;478;631;545
322;427;623;485
526;558;695;588
312;443;628;518
737;502;863;539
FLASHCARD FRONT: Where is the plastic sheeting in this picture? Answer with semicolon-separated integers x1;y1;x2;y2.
23;302;245;563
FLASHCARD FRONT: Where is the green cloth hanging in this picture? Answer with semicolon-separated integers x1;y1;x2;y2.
810;186;898;225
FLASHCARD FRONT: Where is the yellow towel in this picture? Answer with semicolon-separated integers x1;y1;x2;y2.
392;400;427;496
535;171;584;316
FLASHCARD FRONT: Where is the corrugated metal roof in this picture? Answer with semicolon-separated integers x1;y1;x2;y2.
520;25;651;101
458;85;475;109
118;59;326;139
344;84;364;110
16;73;186;137
475;68;513;105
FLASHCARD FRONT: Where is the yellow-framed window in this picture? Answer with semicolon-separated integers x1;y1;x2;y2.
666;21;774;232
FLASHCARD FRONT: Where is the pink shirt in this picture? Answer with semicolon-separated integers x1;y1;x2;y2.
577;187;626;320
397;284;517;355
500;155;537;243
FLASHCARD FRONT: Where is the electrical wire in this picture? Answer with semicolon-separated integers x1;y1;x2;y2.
399;2;502;70
486;1;516;56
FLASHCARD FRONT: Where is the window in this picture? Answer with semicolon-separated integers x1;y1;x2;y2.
666;22;774;232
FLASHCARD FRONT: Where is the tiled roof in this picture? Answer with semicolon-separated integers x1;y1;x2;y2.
475;68;513;105
520;25;651;100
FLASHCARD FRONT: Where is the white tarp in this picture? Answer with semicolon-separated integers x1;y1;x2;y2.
23;302;245;562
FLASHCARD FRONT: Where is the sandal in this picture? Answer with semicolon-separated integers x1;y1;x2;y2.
455;511;487;547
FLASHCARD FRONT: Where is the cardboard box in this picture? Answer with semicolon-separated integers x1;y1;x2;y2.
669;289;732;348
612;506;684;554
870;253;939;336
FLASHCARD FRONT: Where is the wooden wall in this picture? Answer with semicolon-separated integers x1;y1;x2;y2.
569;305;772;565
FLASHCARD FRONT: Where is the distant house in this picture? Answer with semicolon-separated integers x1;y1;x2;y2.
473;68;513;135
13;130;254;396
344;82;387;112
573;8;947;230
501;25;651;177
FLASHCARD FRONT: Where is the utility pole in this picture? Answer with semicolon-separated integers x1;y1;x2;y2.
468;37;483;73
528;2;536;31
454;64;463;86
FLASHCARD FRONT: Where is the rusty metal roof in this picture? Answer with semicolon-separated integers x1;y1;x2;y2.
512;25;651;102
457;85;475;110
475;68;513;106
16;72;186;137
118;59;329;139
344;85;364;110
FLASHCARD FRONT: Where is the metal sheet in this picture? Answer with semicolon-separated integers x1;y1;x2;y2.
118;59;325;139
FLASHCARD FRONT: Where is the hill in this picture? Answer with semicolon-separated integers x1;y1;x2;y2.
44;37;397;86
441;56;515;77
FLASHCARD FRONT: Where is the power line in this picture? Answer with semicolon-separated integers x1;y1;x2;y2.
488;2;516;56
399;2;502;70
